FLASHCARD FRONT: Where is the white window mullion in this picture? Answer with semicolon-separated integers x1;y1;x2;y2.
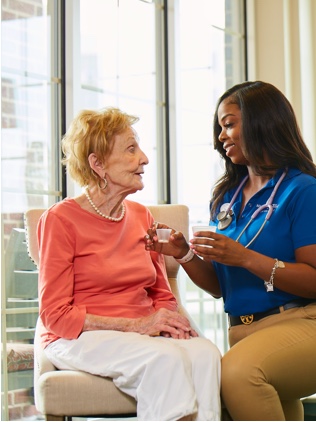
155;0;169;204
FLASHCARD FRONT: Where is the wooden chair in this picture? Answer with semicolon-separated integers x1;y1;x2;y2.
24;204;198;421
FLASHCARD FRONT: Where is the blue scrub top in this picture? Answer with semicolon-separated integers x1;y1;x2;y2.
211;167;316;316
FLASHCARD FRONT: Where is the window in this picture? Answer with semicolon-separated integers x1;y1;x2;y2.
70;0;164;204
1;0;63;419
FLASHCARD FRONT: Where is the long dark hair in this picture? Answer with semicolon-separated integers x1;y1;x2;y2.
210;81;316;219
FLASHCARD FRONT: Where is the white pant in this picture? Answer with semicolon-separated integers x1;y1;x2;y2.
45;331;221;421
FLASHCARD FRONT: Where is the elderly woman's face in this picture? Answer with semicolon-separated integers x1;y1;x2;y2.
105;126;149;194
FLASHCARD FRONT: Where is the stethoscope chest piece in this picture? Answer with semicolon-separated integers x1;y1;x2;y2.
218;213;233;230
217;209;233;230
217;199;238;231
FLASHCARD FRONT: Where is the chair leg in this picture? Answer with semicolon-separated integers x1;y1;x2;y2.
45;416;67;421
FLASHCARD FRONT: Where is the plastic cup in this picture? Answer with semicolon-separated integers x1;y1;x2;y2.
192;225;216;247
156;228;172;243
192;225;216;236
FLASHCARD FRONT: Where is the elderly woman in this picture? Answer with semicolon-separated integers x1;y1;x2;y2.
37;107;221;421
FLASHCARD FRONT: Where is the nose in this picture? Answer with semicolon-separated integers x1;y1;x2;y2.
218;127;226;142
140;149;149;165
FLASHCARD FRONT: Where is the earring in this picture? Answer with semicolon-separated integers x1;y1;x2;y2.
98;178;108;190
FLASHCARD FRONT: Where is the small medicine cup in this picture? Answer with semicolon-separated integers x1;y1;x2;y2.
156;228;172;243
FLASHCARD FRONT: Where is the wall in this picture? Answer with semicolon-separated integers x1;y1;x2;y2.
247;0;316;160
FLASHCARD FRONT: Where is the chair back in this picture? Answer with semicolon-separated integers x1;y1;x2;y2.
147;204;189;299
24;209;46;267
24;204;189;289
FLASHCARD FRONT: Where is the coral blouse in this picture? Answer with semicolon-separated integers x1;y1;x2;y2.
37;198;177;348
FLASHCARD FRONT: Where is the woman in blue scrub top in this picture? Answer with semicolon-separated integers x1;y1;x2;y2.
146;81;316;421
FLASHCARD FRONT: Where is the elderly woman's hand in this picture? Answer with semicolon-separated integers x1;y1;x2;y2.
134;308;198;339
144;222;190;260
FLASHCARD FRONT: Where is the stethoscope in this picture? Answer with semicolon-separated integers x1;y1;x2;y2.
217;169;288;248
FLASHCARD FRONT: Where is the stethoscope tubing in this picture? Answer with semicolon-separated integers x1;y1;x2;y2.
220;169;288;248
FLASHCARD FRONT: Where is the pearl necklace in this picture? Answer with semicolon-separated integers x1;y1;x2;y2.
84;188;126;222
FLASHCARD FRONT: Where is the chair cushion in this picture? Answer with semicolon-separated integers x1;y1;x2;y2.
37;370;137;416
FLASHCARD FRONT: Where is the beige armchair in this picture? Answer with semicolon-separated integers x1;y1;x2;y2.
24;204;199;421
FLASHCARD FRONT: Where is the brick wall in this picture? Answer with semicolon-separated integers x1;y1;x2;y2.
7;388;43;421
3;213;24;249
1;0;42;21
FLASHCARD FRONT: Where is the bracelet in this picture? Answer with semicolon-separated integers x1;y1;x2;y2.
175;248;195;264
264;258;285;292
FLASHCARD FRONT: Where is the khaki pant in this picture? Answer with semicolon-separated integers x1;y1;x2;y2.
221;302;316;421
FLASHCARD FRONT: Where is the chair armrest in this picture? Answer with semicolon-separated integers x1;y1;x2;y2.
34;319;56;377
168;277;203;337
